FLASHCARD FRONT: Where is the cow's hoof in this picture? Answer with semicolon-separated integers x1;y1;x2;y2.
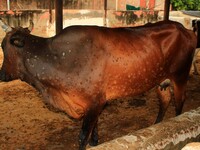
89;139;98;146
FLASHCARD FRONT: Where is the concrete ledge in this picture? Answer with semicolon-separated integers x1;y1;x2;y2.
89;107;200;150
182;142;200;150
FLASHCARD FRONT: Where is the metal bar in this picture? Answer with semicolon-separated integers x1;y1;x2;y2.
55;0;63;34
164;0;170;20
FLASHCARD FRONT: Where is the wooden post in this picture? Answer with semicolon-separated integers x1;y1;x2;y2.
55;0;63;34
49;0;53;24
7;0;10;10
164;0;170;20
104;0;107;26
116;0;118;10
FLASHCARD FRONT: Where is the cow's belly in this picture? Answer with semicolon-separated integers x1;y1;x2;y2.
41;87;88;119
105;62;168;100
106;78;158;100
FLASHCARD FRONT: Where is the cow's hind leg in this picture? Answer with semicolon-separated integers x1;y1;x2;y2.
172;68;191;116
155;79;172;123
193;59;199;75
172;79;187;116
193;48;200;75
79;94;106;150
89;103;107;146
89;121;98;146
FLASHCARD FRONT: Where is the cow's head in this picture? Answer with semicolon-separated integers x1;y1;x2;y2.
0;18;34;82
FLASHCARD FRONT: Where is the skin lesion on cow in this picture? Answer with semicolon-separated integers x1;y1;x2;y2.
0;18;197;150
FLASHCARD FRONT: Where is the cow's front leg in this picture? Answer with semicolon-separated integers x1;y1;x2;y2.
89;120;98;146
79;95;105;150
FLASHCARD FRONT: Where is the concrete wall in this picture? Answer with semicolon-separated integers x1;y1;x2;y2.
0;0;104;10
0;10;200;39
0;9;161;38
0;0;164;11
114;0;165;11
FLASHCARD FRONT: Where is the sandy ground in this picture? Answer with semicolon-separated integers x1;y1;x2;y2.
0;48;199;150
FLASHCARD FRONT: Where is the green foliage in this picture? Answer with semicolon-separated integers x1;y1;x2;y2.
171;0;200;10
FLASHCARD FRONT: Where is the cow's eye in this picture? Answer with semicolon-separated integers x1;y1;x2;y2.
10;33;25;48
11;39;25;47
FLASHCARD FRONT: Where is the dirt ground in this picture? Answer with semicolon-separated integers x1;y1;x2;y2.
0;48;199;150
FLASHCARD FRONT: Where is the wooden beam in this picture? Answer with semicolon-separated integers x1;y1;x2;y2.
55;0;63;34
164;0;170;20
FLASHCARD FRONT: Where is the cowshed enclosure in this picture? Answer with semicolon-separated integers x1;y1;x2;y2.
0;0;200;150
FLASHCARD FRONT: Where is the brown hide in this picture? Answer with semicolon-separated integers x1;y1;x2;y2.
0;21;196;119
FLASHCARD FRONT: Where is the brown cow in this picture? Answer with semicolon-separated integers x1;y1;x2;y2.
0;18;197;150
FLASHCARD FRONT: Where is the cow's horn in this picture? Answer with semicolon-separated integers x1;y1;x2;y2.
0;18;12;32
28;19;34;32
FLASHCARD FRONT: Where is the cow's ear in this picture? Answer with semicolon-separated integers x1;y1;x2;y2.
10;34;25;48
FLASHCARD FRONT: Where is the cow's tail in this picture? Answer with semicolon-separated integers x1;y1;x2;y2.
192;19;200;48
191;20;200;74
